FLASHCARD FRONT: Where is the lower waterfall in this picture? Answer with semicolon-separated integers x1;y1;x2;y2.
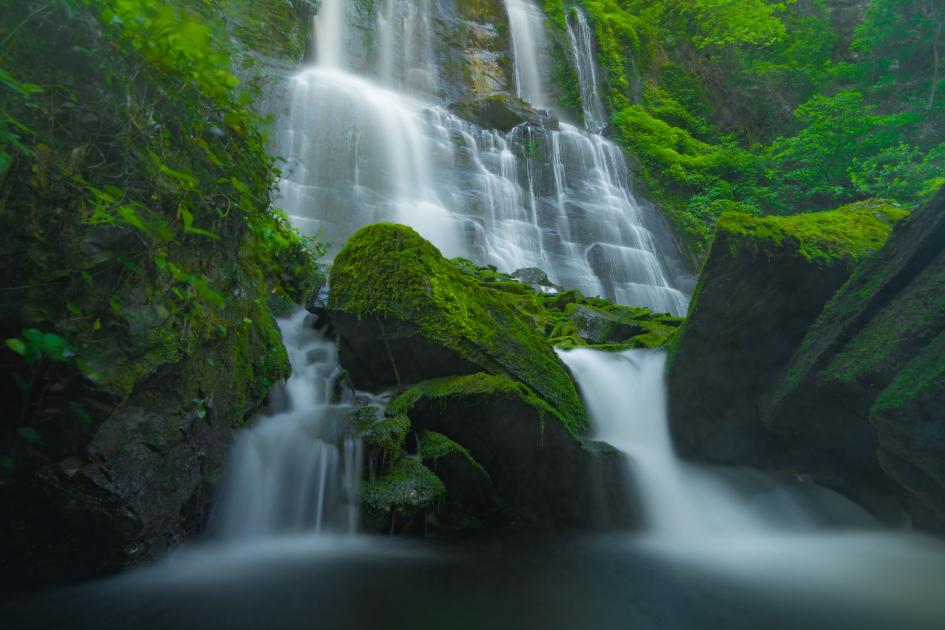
210;309;367;540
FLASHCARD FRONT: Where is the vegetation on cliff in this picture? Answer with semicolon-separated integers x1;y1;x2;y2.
0;0;320;584
543;0;944;258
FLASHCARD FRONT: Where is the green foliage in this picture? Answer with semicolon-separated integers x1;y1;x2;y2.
767;90;905;205
717;199;909;265
6;329;76;365
0;0;320;463
540;0;943;259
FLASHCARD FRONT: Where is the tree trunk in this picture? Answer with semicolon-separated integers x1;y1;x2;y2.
928;16;943;110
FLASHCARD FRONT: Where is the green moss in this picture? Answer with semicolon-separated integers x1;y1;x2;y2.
361;412;412;463
823;254;945;386
329;223;587;432
361;456;446;515
717;199;908;265
418;430;491;483
871;330;945;415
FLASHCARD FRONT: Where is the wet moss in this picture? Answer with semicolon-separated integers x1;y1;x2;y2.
717;199;908;266
329;223;588;433
388;371;571;436
418;430;491;483
361;456;446;519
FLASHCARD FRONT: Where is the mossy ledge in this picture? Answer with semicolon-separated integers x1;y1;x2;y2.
327;223;588;434
716;199;908;266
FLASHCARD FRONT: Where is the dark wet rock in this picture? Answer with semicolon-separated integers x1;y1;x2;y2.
450;94;559;132
667;200;908;471
387;374;636;531
766;189;945;529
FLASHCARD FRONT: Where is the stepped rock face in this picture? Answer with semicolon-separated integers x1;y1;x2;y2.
325;223;634;530
667;200;908;468
768;190;945;530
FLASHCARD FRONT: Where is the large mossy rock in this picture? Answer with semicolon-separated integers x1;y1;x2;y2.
667;200;908;467
387;374;634;530
766;190;945;529
327;223;588;434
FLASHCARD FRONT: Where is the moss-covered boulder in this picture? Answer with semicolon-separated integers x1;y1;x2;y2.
386;373;635;530
667;200;908;467
766;190;945;529
327;223;588;434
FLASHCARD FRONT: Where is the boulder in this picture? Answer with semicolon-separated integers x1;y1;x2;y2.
326;223;587;434
767;189;945;528
387;373;635;530
667;200;908;468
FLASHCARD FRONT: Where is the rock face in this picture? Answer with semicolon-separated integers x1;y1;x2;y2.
767;189;945;530
326;223;634;531
667;200;909;468
450;95;559;132
389;374;633;530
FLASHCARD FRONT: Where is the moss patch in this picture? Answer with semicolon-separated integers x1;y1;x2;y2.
361;456;445;517
418;430;491;483
717;200;908;266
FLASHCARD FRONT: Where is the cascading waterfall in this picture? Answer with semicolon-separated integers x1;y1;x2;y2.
558;346;945;629
558;349;876;537
275;0;688;315
505;0;551;108
211;309;368;539
565;6;608;133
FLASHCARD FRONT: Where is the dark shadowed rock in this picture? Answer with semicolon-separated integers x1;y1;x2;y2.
450;94;559;132
667;200;908;469
767;189;945;529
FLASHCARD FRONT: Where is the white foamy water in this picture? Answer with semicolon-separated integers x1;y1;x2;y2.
211;310;370;539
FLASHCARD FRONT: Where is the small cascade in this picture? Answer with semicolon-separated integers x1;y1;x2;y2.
313;0;346;69
505;0;551;108
558;348;877;538
211;309;370;539
565;6;608;133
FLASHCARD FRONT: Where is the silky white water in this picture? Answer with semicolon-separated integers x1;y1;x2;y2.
566;6;608;133
505;0;551;108
559;347;945;629
211;309;368;539
275;0;688;315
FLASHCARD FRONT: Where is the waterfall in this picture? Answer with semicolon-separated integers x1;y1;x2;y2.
505;0;551;108
566;6;608;133
313;0;346;69
211;309;368;539
277;0;688;315
558;348;877;537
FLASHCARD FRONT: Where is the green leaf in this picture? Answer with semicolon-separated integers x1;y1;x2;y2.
18;427;44;445
6;338;26;357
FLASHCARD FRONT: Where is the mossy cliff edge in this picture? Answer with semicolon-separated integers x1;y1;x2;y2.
325;224;644;531
668;192;945;530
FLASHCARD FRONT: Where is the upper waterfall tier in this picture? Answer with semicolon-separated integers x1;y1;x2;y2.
280;0;688;315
